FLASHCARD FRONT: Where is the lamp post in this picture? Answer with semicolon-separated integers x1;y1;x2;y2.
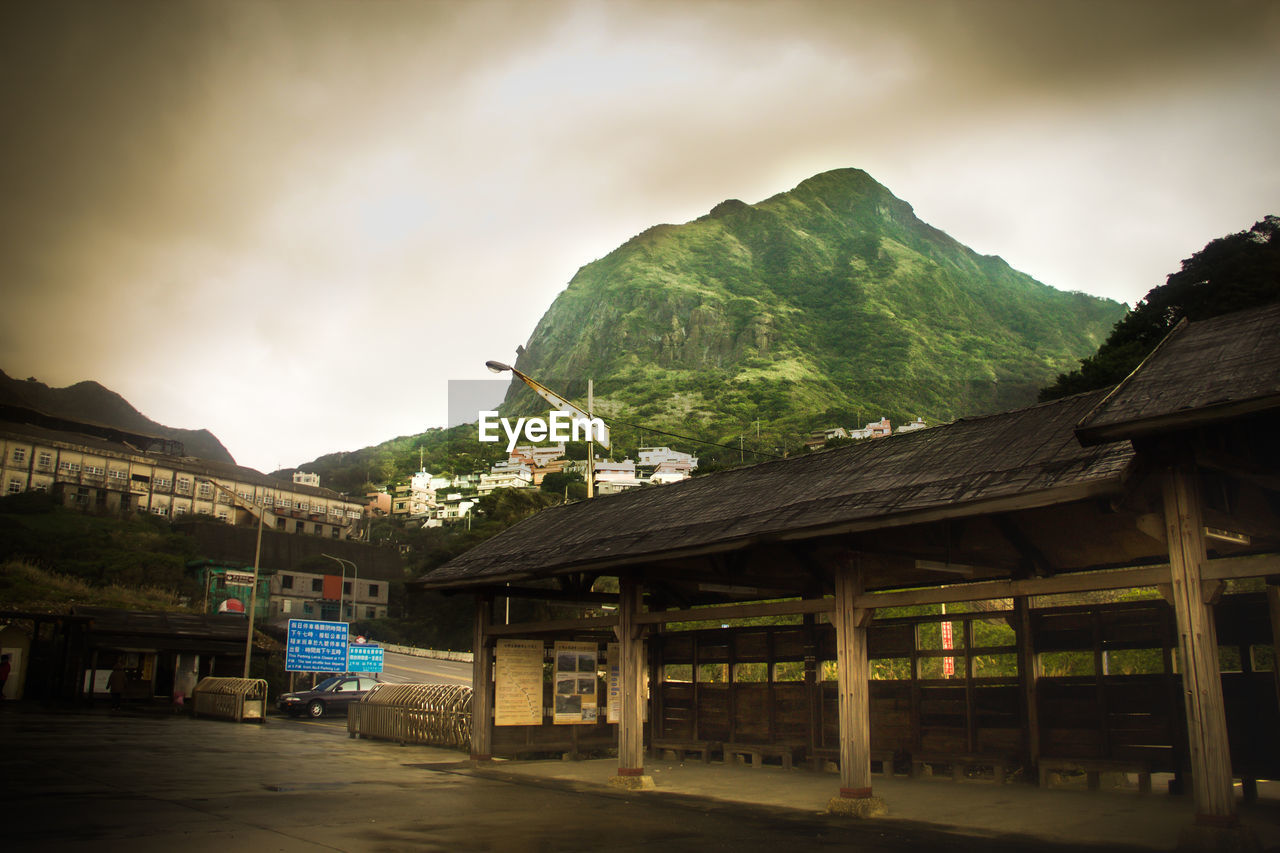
485;360;608;498
321;554;358;623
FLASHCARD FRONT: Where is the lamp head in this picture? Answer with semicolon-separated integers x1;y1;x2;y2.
485;360;512;374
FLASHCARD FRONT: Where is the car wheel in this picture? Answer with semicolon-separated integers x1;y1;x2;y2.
307;700;324;718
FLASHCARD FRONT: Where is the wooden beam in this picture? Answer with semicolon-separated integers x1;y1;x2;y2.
637;597;835;626
486;614;619;637
855;553;1280;610
1163;456;1235;822
474;585;619;604
993;514;1054;578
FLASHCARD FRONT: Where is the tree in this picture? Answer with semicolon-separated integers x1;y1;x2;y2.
1040;215;1280;400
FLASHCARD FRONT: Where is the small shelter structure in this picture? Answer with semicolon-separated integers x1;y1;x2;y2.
418;303;1280;850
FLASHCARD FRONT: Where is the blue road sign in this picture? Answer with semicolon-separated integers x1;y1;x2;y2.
347;643;384;673
285;619;350;672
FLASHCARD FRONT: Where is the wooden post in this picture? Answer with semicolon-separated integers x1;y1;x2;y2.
470;594;493;762
1162;458;1237;826
827;556;886;817
612;576;653;788
1268;583;1280;716
1015;597;1041;772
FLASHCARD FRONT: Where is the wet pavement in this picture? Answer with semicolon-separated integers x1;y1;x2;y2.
2;702;1277;852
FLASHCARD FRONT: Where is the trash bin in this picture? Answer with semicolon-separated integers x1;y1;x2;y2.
191;677;269;723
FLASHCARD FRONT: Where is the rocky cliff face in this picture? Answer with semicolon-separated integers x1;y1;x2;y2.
505;168;1123;453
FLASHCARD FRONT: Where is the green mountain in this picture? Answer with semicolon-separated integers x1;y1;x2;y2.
0;369;235;464
503;168;1123;456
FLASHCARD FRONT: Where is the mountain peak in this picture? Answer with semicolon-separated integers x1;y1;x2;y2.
507;168;1123;454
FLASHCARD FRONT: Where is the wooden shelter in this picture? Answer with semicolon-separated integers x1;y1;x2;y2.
419;303;1280;844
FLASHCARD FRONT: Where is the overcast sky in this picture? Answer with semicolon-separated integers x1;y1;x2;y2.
2;0;1276;475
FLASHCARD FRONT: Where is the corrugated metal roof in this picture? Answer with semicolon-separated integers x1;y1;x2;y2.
1077;302;1280;444
421;389;1132;589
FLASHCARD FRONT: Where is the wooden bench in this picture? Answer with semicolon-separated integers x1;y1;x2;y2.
809;747;902;775
1038;757;1152;793
911;753;1014;783
723;742;806;770
649;738;720;764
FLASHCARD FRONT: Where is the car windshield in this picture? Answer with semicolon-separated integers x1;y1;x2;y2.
313;676;342;692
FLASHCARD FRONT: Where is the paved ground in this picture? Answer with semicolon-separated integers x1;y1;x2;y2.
2;703;1277;852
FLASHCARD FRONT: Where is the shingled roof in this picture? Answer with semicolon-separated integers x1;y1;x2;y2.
420;389;1132;590
1076;301;1280;445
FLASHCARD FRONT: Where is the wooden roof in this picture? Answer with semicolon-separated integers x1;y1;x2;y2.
73;606;249;653
420;389;1132;590
1076;302;1280;445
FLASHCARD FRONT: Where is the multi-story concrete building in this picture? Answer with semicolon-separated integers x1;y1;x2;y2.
0;419;365;539
267;567;389;623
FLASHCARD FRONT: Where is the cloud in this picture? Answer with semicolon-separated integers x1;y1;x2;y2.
1;0;1276;472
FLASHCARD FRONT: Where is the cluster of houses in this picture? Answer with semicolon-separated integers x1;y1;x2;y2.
368;444;700;525
805;416;927;450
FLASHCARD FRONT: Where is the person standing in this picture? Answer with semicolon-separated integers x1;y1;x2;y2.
107;661;127;711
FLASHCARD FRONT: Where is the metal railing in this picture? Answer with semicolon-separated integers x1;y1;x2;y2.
191;677;269;723
348;683;472;749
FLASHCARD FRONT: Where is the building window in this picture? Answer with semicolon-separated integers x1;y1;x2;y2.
314;523;323;534
365;607;376;619
294;520;304;533
303;602;314;615
7;479;22;494
37;451;52;469
154;477;171;490
152;505;168;516
281;574;293;590
311;578;322;593
297;501;309;512
12;448;26;464
282;599;292;614
216;510;228;521
176;479;192;494
368;583;379;598
343;581;352;596
84;465;105;477
58;461;81;474
331;528;339;539
109;469;128;481
33;481;48;492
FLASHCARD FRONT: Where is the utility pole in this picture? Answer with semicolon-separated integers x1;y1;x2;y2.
241;509;265;678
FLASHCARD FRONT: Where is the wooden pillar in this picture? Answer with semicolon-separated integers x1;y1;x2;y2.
1268;584;1280;716
613;576;652;788
1015;597;1041;771
470;594;493;761
1162;458;1236;824
618;577;645;770
828;557;885;816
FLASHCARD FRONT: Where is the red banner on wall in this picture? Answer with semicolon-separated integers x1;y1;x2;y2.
322;574;342;601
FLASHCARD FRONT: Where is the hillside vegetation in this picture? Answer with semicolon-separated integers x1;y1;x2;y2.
504;168;1123;454
1041;214;1280;399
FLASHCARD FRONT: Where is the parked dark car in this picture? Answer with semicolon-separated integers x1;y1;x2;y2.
276;675;380;718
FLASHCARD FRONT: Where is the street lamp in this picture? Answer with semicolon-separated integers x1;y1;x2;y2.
321;554;358;624
485;361;607;499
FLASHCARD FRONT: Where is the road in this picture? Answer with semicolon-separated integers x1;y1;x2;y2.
0;707;1144;853
377;649;472;686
